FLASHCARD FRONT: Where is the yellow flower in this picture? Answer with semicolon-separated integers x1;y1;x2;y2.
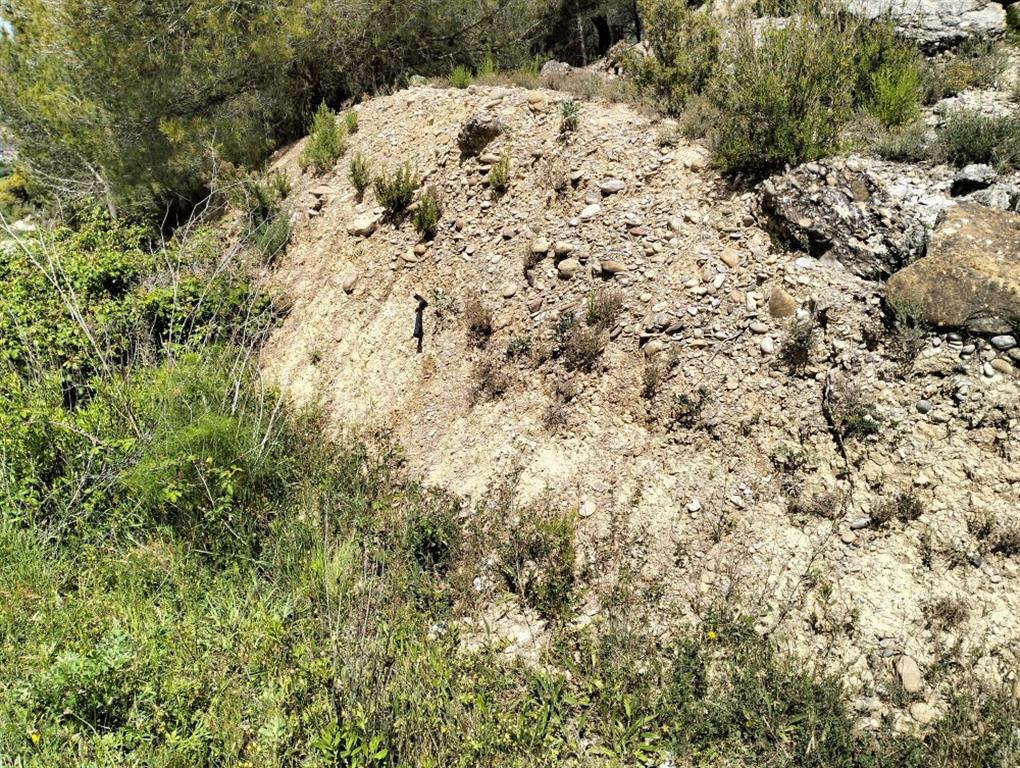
30;731;40;745
706;630;718;641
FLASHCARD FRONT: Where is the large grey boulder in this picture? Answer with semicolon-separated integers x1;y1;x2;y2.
887;203;1020;333
758;160;927;279
457;111;506;158
850;0;1007;50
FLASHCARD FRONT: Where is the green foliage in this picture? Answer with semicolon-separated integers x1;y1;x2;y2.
934;110;1020;170
558;99;580;134
0;0;547;218
487;150;511;194
412;186;442;239
344;110;359;134
496;507;576;620
868;52;923;127
373;163;419;217
710;8;922;176
349;153;372;199
300;102;346;174
634;0;720;116
449;65;473;88
871;121;929;162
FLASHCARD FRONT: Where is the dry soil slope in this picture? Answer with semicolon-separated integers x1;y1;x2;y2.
262;84;1020;713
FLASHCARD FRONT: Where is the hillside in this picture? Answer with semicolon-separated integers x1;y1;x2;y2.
262;82;1020;721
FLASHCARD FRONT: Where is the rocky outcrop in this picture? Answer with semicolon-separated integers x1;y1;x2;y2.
851;0;1007;50
457;111;506;158
758;160;927;280
887;203;1020;333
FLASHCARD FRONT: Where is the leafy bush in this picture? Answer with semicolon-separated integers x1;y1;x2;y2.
343;110;359;134
373;163;419;217
449;65;473;88
349;153;372;198
934;110;1020;170
710;8;921;176
558;99;580;134
412;186;442;239
634;0;720;116
487;150;511;194
300;102;346;174
872;492;925;527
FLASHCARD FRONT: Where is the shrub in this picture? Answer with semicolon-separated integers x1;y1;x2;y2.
924;596;969;630
934;110;1020;170
558;99;580;134
412;187;442;240
343;110;359;134
871;492;924;527
830;382;883;440
562;322;607;372
710;9;920;176
779;318;816;374
300;102;346;174
251;211;292;260
349;153;371;198
670;388;707;429
634;0;720;116
487;150;511;194
868;52;923;127
505;334;532;360
463;292;493;345
477;53;497;79
374;163;419;217
497;508;576;620
586;287;623;329
871;121;928;162
641;360;662;399
449;65;473;88
472;356;511;402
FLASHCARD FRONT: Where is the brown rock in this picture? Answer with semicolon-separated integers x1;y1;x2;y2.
769;287;797;319
887;204;1020;332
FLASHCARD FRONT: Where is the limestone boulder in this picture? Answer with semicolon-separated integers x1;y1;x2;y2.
850;0;1007;50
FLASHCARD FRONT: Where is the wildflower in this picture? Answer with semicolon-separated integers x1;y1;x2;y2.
706;629;718;641
30;731;40;745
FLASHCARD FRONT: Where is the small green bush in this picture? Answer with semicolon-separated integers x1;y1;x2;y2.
343;110;359;134
348;153;371;198
558;99;579;134
634;0;720;116
412;187;442;240
934;110;1020;170
300;102;346;174
487;150;511;194
449;65;472;88
868;53;923;127
251;211;292;260
373;162;419;217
